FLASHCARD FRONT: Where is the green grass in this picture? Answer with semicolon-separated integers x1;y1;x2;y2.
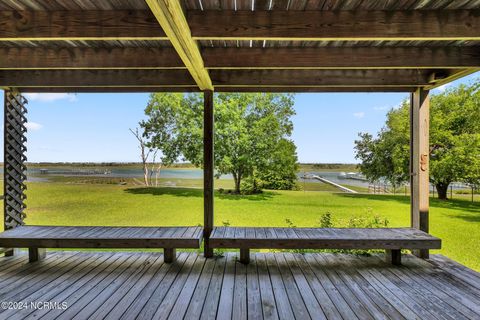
16;180;480;271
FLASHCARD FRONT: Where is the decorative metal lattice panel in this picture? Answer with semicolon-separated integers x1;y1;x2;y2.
4;90;27;230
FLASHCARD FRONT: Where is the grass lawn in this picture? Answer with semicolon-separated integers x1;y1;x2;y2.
12;181;479;271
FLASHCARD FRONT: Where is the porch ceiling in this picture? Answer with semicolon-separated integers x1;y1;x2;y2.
0;0;479;92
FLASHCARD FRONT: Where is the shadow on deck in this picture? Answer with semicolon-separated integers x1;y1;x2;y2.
0;251;479;319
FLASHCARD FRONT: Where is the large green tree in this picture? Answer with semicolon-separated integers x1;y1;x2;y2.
355;82;480;199
141;92;297;193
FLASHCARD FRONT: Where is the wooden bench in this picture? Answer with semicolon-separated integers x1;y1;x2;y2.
0;226;203;263
210;227;441;265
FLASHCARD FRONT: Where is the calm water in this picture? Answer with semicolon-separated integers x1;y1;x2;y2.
21;167;373;188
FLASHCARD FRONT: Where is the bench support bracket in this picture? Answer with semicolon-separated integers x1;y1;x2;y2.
29;248;46;262
164;248;176;263
386;249;401;265
240;248;250;264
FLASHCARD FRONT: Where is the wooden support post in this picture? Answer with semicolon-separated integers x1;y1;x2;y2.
203;90;214;258
163;248;176;263
28;248;46;262
410;87;430;259
240;248;250;264
386;249;401;265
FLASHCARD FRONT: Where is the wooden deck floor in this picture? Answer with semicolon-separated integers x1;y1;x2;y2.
0;251;479;319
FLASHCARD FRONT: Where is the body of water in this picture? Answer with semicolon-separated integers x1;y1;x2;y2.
23;167;373;188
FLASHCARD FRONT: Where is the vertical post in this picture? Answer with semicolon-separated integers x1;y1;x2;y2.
203;90;214;258
3;90;28;256
410;87;430;259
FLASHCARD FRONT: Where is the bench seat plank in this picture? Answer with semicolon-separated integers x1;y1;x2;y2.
210;227;441;250
0;226;203;249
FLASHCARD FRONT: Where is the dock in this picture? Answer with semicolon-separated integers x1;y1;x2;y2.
311;175;358;193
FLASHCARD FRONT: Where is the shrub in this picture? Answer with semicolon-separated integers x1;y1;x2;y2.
283;211;390;255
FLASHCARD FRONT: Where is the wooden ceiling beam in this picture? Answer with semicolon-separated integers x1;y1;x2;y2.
209;69;434;87
203;47;480;69
4;46;477;70
0;69;459;89
0;70;195;87
11;86;414;93
3;9;479;42
145;0;213;90
0;47;184;69
188;10;480;40
12;87;199;93
0;10;166;41
214;87;416;93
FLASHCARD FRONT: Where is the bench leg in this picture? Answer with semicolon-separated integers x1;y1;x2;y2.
386;249;401;265
164;248;176;263
240;248;250;264
29;248;46;262
4;248;14;257
413;249;429;259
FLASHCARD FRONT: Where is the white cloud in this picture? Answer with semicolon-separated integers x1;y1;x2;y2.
24;93;77;102
373;105;389;111
25;122;43;131
435;83;451;93
353;112;365;119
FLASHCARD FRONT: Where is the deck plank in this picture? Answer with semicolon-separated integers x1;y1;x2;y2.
357;259;438;320
334;254;406;320
282;253;325;320
217;252;236;319
124;252;189;320
291;254;343;319
368;255;470;320
246;254;265;320
151;253;200;320
183;256;217;320
0;251;478;320
56;253;152;320
166;254;206;320
24;253;124;320
264;253;295;320
233;252;248;320
199;255;228;320
303;254;359;320
311;254;373;319
255;253;279;320
89;254;164;320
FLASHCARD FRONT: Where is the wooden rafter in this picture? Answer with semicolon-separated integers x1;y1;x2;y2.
145;0;213;91
424;68;480;90
0;10;166;41
2;46;480;70
188;10;480;41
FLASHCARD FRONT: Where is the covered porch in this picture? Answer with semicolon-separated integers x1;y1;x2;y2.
1;0;480;318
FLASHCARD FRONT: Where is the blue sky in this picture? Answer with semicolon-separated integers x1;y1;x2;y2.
1;72;478;163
